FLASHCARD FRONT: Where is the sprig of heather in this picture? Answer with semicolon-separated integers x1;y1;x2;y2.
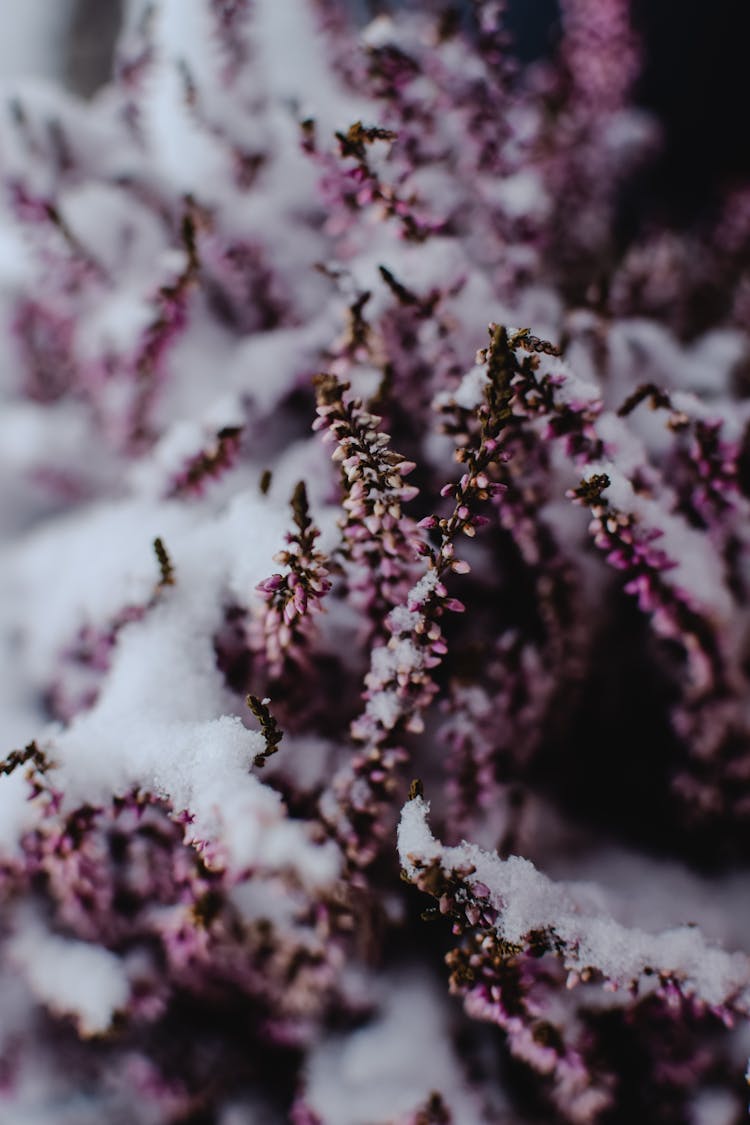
253;481;332;679
308;118;443;243
15;791;340;1058
350;325;523;739
436;326;602;543
569;472;727;700
447;329;739;708
677;419;741;531
321;327;517;868
399;793;750;1123
246;694;284;770
0;740;48;779
336;120;444;242
618;382;743;551
166;425;243;498
445;329;750;835
153;536;176;589
434;330;595;830
313;372;422;635
9;183;104;405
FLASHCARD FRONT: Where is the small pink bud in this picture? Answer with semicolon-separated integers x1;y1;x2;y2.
257;573;284;593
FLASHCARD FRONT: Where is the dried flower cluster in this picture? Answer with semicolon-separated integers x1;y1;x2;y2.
3;2;750;1123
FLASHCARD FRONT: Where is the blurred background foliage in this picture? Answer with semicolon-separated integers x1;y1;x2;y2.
57;0;750;230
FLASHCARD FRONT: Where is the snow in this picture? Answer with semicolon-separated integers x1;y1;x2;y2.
609;319;747;403
388;605;422;634
361;15;397;49
689;1089;738;1125
444;363;490;411
253;0;369;132
0;2;73;84
406;568;439;608
399;797;750;1012
492;170;550;221
302;970;494;1124
363;687;402;731
9;916;129;1036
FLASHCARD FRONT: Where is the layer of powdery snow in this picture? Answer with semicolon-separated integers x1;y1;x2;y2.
544;842;750;956
399;798;750;1012
136;0;234;193
9;916;129;1036
301;970;497;1124
443;364;491;411
608;319;747;403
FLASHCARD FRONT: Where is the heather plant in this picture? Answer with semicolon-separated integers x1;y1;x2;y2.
3;2;750;1123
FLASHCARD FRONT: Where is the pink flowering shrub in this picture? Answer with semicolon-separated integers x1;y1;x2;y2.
3;2;750;1122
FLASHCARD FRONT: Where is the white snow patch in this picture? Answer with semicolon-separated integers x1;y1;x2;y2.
9;917;129;1036
303;970;492;1124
